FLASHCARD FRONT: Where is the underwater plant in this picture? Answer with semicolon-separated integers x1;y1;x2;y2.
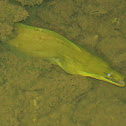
16;0;43;6
0;1;28;41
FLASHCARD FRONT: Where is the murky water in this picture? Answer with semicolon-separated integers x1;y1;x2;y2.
0;0;126;126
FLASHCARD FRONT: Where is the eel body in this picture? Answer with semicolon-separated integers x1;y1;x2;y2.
2;23;125;87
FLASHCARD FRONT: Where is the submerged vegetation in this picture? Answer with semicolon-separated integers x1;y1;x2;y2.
16;0;43;6
0;0;44;42
0;1;28;41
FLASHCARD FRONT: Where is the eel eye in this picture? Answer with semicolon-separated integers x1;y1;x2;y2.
107;73;111;77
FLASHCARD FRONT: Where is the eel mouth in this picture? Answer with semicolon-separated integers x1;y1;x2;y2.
103;77;125;87
92;76;125;87
79;71;125;87
118;80;125;86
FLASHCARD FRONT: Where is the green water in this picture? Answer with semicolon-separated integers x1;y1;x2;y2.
0;0;126;126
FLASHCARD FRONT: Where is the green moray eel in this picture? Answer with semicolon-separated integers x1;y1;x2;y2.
2;23;125;87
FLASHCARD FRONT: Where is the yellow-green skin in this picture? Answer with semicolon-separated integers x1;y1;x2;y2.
2;23;125;87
